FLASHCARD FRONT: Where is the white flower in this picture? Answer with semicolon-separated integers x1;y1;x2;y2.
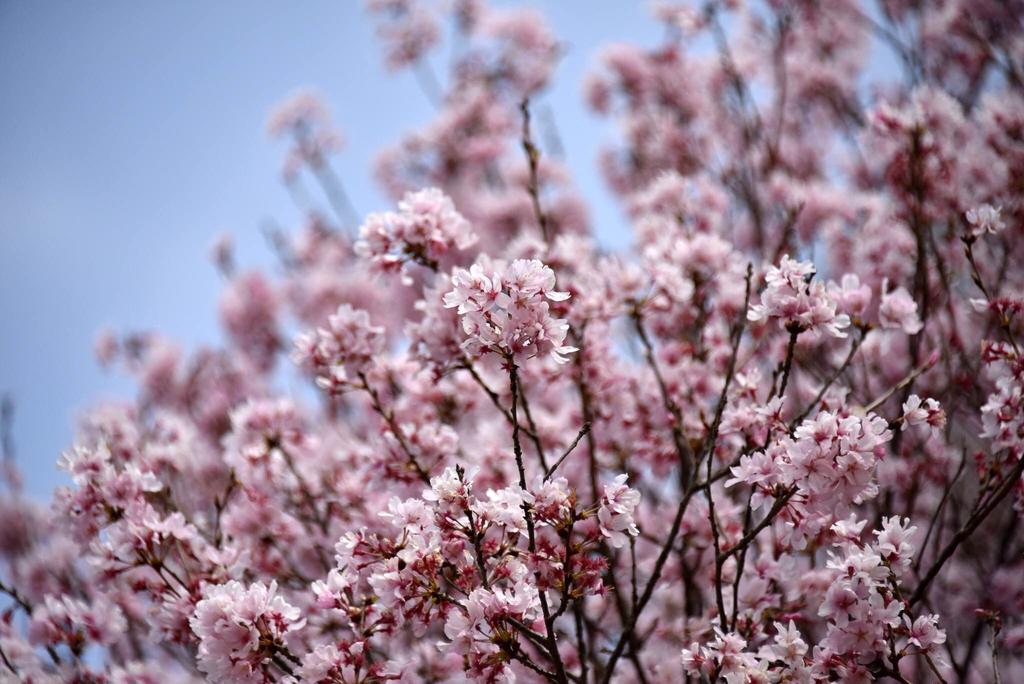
966;203;1005;236
598;474;641;547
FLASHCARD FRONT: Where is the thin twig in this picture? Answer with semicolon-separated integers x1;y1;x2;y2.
864;354;937;414
509;361;570;683
909;456;1024;607
631;311;695;486
963;235;1020;353
601;265;753;682
359;372;431;484
792;326;868;425
544;423;591;481
520;99;552;244
774;325;801;400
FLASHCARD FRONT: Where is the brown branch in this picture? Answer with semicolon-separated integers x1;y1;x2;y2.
461;359;546;454
792;326;867;426
544;423;591;482
631;311;695;486
359;372;431;484
773;324;801;400
520;99;552;244
863;353;936;414
601;265;753;681
509;360;569;684
909;455;1024;607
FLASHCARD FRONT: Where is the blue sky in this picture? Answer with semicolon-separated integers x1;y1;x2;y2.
0;1;664;498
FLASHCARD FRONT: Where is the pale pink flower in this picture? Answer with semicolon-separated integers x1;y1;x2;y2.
526;475;573;524
828;273;872;317
770;621;808;665
190;580;304;684
473;487;528;535
879;283;923;334
748;255;850;337
901;394;946;431
443;257;577;364
598;474;641;547
908;614;947;652
356;187;476;279
292;304;385;393
966;203;1006;236
422;465;475;509
874;516;917;574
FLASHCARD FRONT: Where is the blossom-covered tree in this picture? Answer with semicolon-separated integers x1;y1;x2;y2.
3;1;1024;682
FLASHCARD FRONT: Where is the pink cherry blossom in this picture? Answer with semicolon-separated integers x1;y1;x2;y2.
748;255;851;338
356;187;476;279
966;203;1006;237
190;580;304;684
443;257;577;364
901;394;946;432
597;474;641;548
5;3;1024;682
879;282;924;334
292;303;385;393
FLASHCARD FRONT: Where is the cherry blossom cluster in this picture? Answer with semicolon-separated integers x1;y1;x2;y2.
728;409;892;548
307;466;617;683
3;1;1024;682
443;257;577;364
292;304;385;393
814;518;947;680
267;89;345;181
747;255;851;338
191;580;304;683
356;187;476;279
681;623;811;683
